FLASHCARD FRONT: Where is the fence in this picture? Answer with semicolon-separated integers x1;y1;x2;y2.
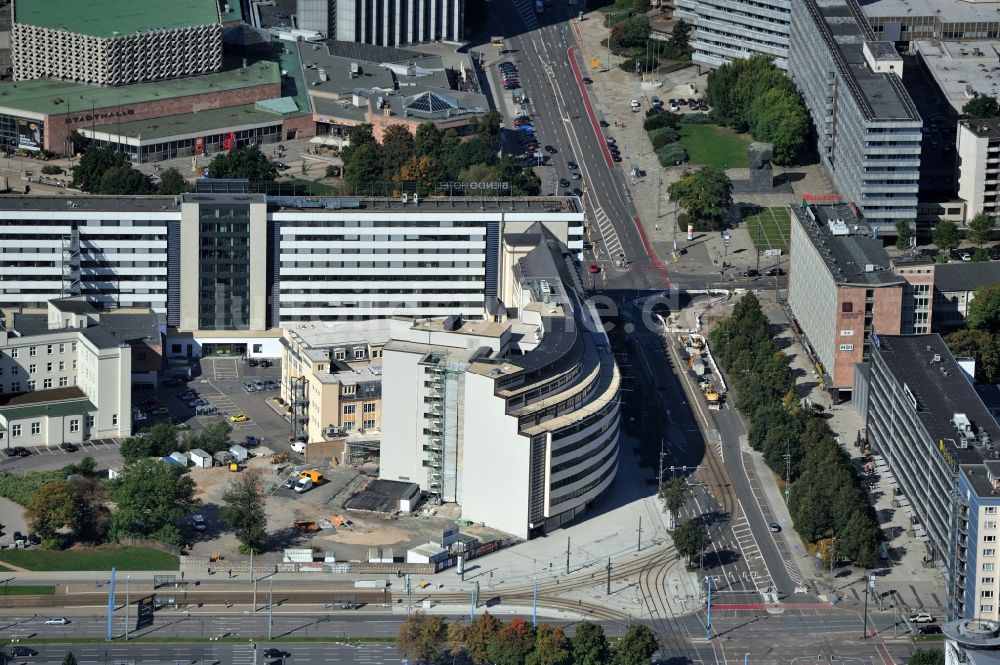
117;537;182;557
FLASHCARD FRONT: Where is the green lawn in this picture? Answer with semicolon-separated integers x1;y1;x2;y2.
679;124;751;169
0;547;179;572
743;206;791;253
0;584;55;595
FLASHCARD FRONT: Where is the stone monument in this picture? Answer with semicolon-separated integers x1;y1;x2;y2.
748;142;774;191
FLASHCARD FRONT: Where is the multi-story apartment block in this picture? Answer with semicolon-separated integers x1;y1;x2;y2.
0;298;132;449
931;262;1000;334
865;333;1000;620
674;0;791;70
380;225;620;539
790;0;923;231
958;118;1000;224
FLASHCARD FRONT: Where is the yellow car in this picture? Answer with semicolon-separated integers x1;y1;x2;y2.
229;413;248;423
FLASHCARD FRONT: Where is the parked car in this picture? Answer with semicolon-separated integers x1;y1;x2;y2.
248;358;259;367
291;441;306;454
909;613;935;623
765;267;785;276
544;145;557;154
567;161;578;170
769;522;781;533
5;447;30;457
45;617;69;625
263;648;290;658
151;406;170;416
599;119;610;128
918;625;942;635
59;442;78;453
582;76;593;84
10;646;37;657
742;269;760;278
282;477;297;490
274;162;290;171
559;178;570;188
190;514;206;531
195;405;218;416
229;413;249;423
651;96;662;107
243;380;258;393
245;435;261;448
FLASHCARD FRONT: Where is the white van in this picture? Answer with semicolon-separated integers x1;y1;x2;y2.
291;441;306;454
293;477;313;493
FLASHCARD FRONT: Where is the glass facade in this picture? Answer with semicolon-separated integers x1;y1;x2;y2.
0;114;45;152
198;204;252;330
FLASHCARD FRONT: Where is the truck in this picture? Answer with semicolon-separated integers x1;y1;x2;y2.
703;383;721;410
300;469;324;484
294;476;314;493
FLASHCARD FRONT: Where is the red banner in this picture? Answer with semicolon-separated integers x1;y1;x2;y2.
222;132;236;151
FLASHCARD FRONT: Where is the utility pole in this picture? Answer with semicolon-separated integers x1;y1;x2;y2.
566;537;571;575
267;577;273;640
756;219;762;273
784;450;791;502
705;576;713;640
862;570;872;639
637;516;642;552
606;558;612;596
250;550;256;612
658;438;665;488
605;14;612;72
124;575;130;641
532;578;538;627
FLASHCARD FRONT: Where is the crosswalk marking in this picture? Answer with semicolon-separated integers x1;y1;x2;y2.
511;0;539;31
592;205;624;260
731;511;774;590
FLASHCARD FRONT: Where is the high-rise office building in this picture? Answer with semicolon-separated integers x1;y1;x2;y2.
790;0;923;231
296;0;463;45
674;0;791;71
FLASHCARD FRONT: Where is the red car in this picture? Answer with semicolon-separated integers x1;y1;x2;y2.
588;265;601;274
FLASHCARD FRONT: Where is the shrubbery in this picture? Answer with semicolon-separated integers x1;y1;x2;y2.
656;143;688;166
0;469;67;506
710;293;881;566
40;165;63;175
649;127;680;149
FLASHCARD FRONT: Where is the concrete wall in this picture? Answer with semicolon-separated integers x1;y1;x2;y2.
788;213;839;379
460;370;530;538
379;347;427;484
249;201;269;332
957;122;993;223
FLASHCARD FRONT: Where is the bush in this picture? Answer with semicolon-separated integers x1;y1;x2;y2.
649;127;681;149
680;113;714;124
0;470;66;506
40;165;63;175
656;142;688;166
643;113;680;132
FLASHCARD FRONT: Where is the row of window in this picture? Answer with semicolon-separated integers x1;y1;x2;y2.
8;414;93;437
342;402;377;415
2;376;73;392
5;343;76;359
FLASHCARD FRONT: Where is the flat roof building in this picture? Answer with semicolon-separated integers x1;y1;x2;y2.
380;226;620;539
790;0;923;231
860;0;1000;45
865;334;1000;620
12;0;224;86
958;118;1000;226
674;0;791;71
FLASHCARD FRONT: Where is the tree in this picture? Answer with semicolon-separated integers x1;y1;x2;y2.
610;17;651;52
158;167;191;194
62;653;78;665
344;143;384;194
671;519;710;564
527;624;572;665
909;650;945;665
71;146;131;192
967;283;1000;334
381;125;416;181
341;123;377;164
932;219;961;254
748;88;809;165
895;220;915;251
967;212;995;248
66;476;111;544
414;123;444;158
613;623;659;665
670;19;691;52
947;329;1000;384
667;167;733;230
120;422;178;462
487;618;535;665
24;481;75;544
446;621;466;665
96;164;153;195
220;469;268;554
658;477;691;518
400;155;446;194
465;612;501;665
963;95;1000;120
656;143;688;167
572;621;611;665
397;612;447;664
185;421;233;455
207;145;277;182
109;458;198;546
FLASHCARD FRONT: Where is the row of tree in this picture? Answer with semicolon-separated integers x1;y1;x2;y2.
645;111;689;167
23;449;268;552
709;294;881;566
895;213;996;259
120;421;234;462
946;283;1000;384
706;55;809;165
397;612;658;665
71;145;192;195
341;115;540;196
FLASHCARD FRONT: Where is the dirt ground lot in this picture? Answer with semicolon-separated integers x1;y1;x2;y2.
185;458;506;562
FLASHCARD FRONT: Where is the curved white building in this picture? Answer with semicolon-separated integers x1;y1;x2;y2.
380;225;620;538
